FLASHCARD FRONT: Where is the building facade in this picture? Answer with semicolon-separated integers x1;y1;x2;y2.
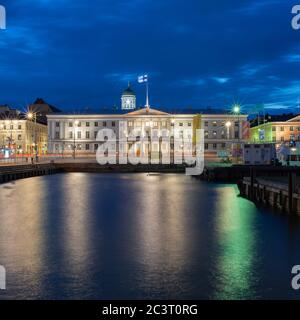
0;119;48;156
47;106;249;163
250;115;300;143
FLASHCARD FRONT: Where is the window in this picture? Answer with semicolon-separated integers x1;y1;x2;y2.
281;136;284;142
112;121;116;127
69;122;73;127
18;124;22;130
18;134;22;140
204;121;209;127
290;135;295;141
179;123;183;127
205;131;209;138
55;132;60;139
103;121;107;127
272;136;276;142
290;126;294;131
77;122;81;127
86;122;90;127
162;121;167;127
213;131;217;136
221;143;226;148
94;131;98;139
205;143;208;150
86;144;90;150
280;127;284;131
272;127;276;131
55;122;60;127
213;143;217;149
77;131;81;139
69;132;73;139
94;144;99;150
95;122;98;127
188;122;192;127
235;121;239;127
212;121;217;127
86;131;90;139
235;131;239;139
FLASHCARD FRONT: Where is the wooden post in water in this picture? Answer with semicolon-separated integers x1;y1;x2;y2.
288;172;296;214
250;167;255;200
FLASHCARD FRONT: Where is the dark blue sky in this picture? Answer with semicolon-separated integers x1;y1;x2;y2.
0;0;300;114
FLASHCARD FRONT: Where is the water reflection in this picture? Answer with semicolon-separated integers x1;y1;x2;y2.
135;175;189;297
0;173;300;299
212;186;258;299
0;180;46;299
60;173;94;296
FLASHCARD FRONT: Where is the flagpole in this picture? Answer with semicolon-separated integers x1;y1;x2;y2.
146;80;149;109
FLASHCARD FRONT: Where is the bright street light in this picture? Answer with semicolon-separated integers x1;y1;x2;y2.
233;104;240;114
225;121;232;128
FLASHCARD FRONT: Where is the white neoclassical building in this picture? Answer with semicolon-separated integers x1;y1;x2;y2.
47;107;249;163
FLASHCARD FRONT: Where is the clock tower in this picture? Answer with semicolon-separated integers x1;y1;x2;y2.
121;83;136;110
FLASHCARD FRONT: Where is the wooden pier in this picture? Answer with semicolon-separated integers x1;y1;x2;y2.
238;169;300;215
0;162;186;184
0;163;60;184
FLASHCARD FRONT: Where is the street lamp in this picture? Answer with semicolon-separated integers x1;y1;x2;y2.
73;120;79;159
26;111;38;160
225;121;232;139
232;104;241;163
233;104;241;114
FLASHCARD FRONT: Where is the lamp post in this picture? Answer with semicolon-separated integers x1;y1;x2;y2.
225;121;232;161
27;112;38;161
73;120;79;160
232;104;241;163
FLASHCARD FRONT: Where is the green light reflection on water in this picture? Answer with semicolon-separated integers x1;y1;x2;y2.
213;185;259;300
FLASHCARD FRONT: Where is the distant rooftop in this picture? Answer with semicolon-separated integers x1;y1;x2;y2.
55;106;235;116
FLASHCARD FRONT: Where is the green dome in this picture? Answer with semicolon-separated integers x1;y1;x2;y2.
122;84;135;96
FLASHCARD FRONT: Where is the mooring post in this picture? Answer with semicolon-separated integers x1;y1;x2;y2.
288;172;296;214
250;167;255;200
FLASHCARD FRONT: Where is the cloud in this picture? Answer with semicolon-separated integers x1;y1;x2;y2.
0;0;298;112
212;77;230;84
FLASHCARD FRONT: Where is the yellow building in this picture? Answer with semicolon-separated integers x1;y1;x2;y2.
250;115;300;143
0;117;48;157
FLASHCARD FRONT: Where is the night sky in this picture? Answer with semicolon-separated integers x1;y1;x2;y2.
0;0;300;114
